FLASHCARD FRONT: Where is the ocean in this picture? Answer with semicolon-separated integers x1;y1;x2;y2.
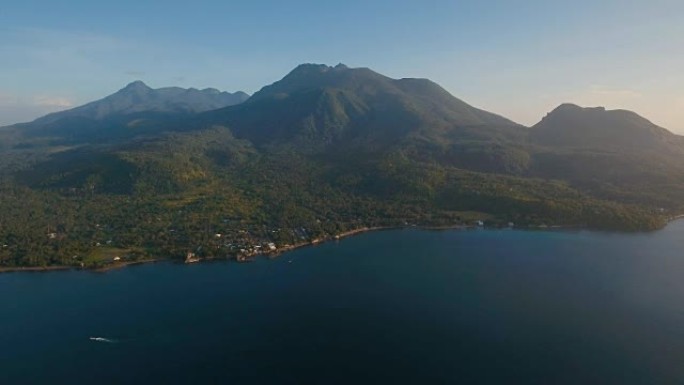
3;222;684;384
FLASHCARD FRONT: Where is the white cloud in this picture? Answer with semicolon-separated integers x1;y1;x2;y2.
33;96;73;109
0;92;19;105
0;91;74;125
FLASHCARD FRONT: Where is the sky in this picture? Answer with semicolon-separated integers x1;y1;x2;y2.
1;0;683;132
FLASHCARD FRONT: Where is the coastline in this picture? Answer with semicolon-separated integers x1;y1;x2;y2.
0;265;73;274
669;214;684;223
0;258;161;275
92;258;162;273
2;218;683;274
0;226;410;274
252;226;398;261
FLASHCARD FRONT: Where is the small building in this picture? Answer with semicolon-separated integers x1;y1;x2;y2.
185;252;200;264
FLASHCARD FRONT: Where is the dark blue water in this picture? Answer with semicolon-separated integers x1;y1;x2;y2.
3;222;684;384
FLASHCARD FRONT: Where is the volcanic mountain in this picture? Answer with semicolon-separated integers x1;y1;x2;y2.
204;64;522;151
0;81;248;146
530;103;683;154
1;64;684;270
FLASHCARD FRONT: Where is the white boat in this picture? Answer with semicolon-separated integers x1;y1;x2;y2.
89;337;115;343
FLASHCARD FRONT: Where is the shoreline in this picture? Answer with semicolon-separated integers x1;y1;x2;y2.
668;214;684;223
92;258;162;273
3;218;683;274
0;258;162;275
246;226;398;261
0;265;73;274
0;226;409;274
256;225;473;259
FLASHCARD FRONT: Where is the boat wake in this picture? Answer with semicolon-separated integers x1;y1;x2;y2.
89;337;117;343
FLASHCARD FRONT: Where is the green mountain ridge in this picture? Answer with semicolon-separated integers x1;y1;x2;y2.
35;80;249;124
0;64;682;268
531;103;682;152
526;103;684;208
0;81;249;149
204;64;524;166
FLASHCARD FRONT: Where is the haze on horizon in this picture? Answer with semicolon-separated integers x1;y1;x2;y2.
1;0;682;132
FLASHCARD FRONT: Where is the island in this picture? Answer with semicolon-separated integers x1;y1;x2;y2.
0;64;681;271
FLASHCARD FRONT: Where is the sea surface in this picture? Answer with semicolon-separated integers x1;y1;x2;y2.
3;222;684;384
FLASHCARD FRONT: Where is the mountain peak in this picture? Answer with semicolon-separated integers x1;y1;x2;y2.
288;63;352;76
121;80;151;92
532;103;672;149
551;103;605;114
30;81;248;126
554;103;581;111
290;63;333;75
218;63;520;151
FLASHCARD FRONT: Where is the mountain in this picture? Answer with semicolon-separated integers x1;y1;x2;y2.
0;81;249;148
34;81;249;125
527;103;684;208
247;63;513;130
205;64;522;153
530;103;682;153
0;64;681;269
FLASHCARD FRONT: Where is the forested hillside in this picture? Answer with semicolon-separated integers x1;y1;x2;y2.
1;64;681;268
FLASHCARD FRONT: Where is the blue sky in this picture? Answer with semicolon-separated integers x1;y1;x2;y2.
1;0;683;131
